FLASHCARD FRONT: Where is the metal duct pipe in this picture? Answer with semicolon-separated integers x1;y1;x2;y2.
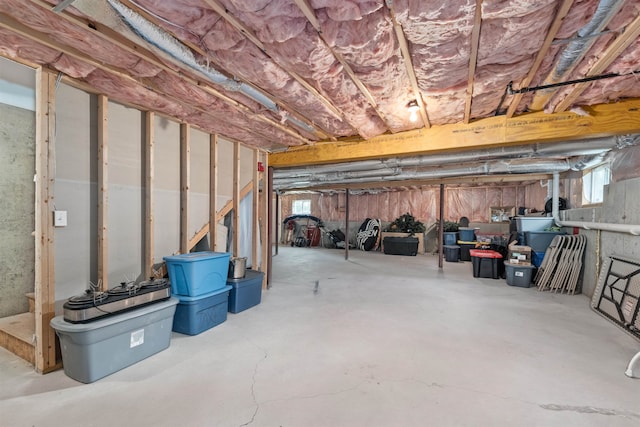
552;172;640;235
104;0;316;134
273;135;631;179
275;158;575;190
531;0;625;110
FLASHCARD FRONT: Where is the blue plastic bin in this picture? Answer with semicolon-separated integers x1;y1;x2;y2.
443;232;458;245
458;228;476;241
532;251;545;267
524;231;565;252
227;270;264;313
172;286;231;335
164;251;231;297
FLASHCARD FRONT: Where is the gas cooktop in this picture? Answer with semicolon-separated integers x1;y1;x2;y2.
63;278;171;323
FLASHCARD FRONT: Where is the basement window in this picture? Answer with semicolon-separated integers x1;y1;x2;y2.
582;163;610;205
292;199;311;215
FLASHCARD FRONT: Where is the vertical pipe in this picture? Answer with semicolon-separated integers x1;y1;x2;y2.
345;189;350;260
267;166;273;288
439;183;444;269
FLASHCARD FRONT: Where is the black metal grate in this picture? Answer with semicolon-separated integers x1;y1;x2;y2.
592;254;640;340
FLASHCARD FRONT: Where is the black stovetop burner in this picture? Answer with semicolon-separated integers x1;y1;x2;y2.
63;278;171;324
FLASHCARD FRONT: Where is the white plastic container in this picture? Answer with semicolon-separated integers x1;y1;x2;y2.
515;216;555;232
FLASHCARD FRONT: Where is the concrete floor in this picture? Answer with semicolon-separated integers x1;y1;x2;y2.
1;246;639;426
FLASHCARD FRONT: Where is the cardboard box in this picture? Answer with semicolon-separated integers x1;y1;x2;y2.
508;244;532;265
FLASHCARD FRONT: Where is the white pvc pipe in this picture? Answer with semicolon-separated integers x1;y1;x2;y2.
552;172;640;235
626;351;640;378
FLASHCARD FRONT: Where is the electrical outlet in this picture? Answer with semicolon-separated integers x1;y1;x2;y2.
54;210;67;227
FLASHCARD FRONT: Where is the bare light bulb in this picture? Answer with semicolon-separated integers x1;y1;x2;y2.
407;100;419;122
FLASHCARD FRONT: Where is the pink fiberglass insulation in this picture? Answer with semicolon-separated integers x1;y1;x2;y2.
134;0;353;137
219;0;387;138
317;6;417;132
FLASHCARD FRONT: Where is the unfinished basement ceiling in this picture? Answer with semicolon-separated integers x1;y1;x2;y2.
1;0;639;153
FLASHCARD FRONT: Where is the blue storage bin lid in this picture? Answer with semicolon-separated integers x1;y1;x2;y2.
172;285;231;302
163;251;230;263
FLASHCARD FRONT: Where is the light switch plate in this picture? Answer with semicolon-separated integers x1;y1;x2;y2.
54;210;67;227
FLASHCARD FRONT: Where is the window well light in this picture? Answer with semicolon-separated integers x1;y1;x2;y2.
407;100;419;122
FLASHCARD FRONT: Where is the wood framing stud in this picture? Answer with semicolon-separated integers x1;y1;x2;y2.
144;111;155;277
232;142;241;257
180;124;190;254
506;0;574;117
97;95;109;290
209;134;218;251
252;149;260;270
464;0;483;124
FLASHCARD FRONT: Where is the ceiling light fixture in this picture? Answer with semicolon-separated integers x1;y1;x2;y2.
407;100;419;122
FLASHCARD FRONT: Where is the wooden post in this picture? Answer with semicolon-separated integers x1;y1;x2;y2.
97;95;108;290
144;111;154;278
180;123;190;254
252;149;259;269
209;134;218;251
232;141;240;257
267;166;273;288
34;69;57;373
274;191;279;255
260;153;269;287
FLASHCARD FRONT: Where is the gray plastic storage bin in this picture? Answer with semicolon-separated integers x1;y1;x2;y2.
504;264;536;288
227;270;264;314
524;231;565;252
50;298;178;383
515;216;554;232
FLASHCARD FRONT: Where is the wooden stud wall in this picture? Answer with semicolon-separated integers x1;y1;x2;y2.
252;149;259;269
232;141;240;256
209;134;218;251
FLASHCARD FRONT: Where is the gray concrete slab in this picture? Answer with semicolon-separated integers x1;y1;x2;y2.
1;246;639;426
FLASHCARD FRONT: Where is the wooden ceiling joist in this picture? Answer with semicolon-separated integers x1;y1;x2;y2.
201;0;349;135
292;0;392;132
269;97;640;167
387;3;430;128
529;0;624;111
506;0;574;118
21;1;311;146
118;0;325;141
464;0;483;124
554;13;640;113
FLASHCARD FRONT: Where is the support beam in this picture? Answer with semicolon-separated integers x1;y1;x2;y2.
97;95;108;290
269;98;640;167
180;124;190;254
34;69;57;373
344;190;350;261
232;141;240;257
252;149;259;269
267;166;274;288
144;111;154;278
209;134;218;251
261;152;269;284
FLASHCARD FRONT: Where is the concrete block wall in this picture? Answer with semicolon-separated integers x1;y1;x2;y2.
0;103;35;317
561;176;640;297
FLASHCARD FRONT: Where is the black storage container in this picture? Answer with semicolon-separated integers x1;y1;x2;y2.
444;245;460;262
226;269;264;313
383;237;418;256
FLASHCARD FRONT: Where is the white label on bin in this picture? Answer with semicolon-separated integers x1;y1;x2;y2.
130;329;145;348
515;271;524;277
